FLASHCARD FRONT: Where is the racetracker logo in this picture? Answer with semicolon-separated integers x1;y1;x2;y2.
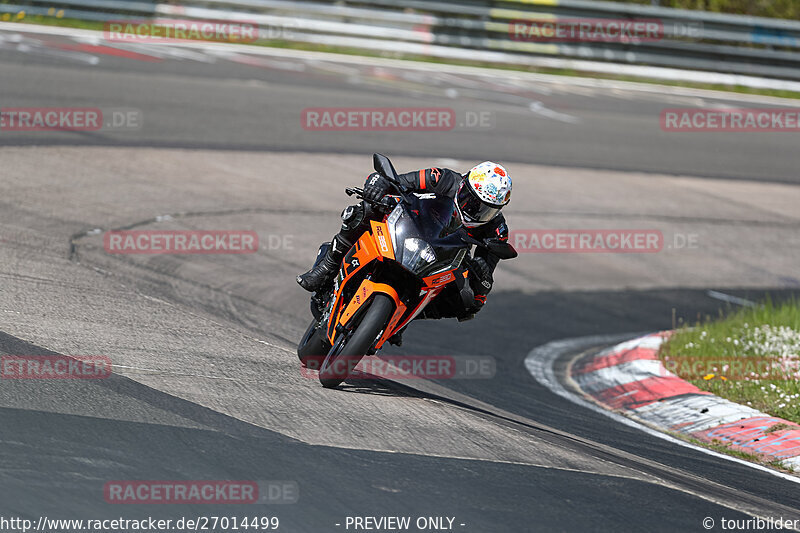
103;481;298;504
661;108;800;132
511;230;663;253
662;357;800;381
1;356;111;379
104;230;258;255
301;108;458;131
301;355;496;380
104;19;258;43
0;107;142;132
509;18;664;43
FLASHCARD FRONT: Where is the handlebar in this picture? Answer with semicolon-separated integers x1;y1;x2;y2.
345;186;399;212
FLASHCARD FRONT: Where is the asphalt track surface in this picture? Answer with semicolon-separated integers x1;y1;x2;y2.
1;24;800;533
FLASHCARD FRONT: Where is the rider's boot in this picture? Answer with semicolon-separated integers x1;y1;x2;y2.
297;202;375;292
296;235;348;292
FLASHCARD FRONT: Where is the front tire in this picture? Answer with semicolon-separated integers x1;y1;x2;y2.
319;294;394;388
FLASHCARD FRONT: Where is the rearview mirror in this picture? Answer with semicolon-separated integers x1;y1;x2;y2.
486;241;518;260
373;153;400;182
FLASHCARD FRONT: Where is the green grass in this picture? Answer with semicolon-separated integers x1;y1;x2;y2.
661;297;800;424
668;433;796;472
6;17;800;101
31;17;105;32
614;0;799;21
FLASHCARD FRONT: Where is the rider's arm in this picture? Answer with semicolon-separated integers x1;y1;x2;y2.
471;215;515;273
395;168;462;197
465;215;515;310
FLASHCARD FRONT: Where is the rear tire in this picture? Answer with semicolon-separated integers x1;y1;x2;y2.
319;294;394;388
297;319;328;368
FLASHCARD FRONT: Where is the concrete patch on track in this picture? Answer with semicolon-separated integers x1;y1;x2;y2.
1;230;630;476
2;146;799;297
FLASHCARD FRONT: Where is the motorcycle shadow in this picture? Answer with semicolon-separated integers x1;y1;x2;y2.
326;371;433;399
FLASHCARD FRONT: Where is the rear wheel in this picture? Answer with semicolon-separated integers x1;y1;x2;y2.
319;294;394;388
297;319;329;368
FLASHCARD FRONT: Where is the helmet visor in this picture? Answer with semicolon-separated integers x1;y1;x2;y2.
457;181;501;226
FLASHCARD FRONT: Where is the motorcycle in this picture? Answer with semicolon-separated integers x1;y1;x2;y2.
297;154;514;388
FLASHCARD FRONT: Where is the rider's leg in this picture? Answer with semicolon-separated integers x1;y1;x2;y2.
297;202;375;292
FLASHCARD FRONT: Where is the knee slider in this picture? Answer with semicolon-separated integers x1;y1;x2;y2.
340;203;365;232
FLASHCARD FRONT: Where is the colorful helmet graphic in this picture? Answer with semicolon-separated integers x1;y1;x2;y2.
456;162;512;228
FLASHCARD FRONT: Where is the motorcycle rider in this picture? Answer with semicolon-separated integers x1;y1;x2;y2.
297;160;515;324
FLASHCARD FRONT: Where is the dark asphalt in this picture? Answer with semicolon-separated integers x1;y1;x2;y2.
390;288;800;508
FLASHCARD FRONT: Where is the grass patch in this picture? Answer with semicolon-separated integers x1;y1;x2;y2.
670;433;796;473
764;422;793;434
5;17;800;101
15;15;106;32
661;297;800;424
613;0;799;21
705;438;765;462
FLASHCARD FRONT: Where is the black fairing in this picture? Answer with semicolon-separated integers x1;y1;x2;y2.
391;193;468;275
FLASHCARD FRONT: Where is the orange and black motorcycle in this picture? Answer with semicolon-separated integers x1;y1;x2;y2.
297;154;511;388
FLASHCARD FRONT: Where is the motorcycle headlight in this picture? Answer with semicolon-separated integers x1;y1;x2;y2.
401;238;436;274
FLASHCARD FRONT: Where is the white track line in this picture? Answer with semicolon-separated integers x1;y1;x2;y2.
525;333;800;484
528;101;580;124
707;290;757;307
575;358;672;393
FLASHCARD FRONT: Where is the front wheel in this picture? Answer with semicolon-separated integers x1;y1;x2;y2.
318;294;394;388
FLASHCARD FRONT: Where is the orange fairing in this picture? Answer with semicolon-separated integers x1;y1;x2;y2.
370;221;394;259
339;279;377;326
351;231;381;270
337;279;406;349
374;284;406;349
326;230;383;343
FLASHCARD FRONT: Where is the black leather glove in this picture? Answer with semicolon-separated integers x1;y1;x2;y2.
467;256;493;312
363;172;391;204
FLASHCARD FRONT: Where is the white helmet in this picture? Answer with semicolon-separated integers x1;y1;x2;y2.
456;162;512;228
